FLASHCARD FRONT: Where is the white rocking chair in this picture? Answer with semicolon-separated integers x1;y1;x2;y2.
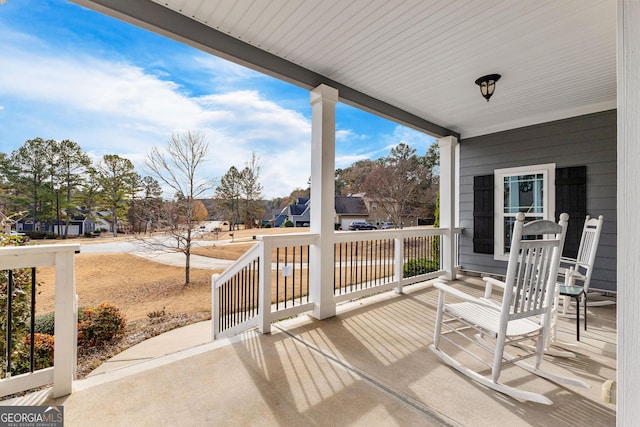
558;215;605;337
429;212;589;404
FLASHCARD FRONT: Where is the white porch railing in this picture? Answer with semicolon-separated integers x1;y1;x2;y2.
212;228;462;340
0;244;79;398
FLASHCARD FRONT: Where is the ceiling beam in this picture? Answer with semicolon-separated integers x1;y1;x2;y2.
72;0;459;139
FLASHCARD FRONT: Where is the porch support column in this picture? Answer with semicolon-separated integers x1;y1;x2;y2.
617;0;640;423
438;135;458;280
309;84;338;320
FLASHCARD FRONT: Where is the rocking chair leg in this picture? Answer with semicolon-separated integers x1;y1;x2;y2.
584;293;587;331
575;295;580;341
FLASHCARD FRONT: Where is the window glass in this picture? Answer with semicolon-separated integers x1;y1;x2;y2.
494;164;555;260
503;174;544;214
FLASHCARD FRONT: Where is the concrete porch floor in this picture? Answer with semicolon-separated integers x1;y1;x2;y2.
3;277;616;426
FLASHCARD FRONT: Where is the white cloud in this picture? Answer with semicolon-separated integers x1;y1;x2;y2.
0;42;312;199
336;129;369;142
0;20;430;201
335;154;371;168
389;126;437;153
192;55;265;87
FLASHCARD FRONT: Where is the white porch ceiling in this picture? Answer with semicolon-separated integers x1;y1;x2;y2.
76;0;617;139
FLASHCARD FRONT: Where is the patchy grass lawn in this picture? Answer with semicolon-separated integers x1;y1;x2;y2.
37;253;219;322
31;227;307;378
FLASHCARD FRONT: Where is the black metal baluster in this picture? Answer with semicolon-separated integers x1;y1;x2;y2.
6;270;14;376
291;246;296;306
284;247;288;308
337;243;341;294
30;268;36;372
254;259;260;315
242;267;247;322
275;248;280;310
367;240;373;288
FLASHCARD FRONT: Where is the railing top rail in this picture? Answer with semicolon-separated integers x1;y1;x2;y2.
257;232;319;247
0;244;80;269
334;227;458;243
0;243;80;255
213;241;262;287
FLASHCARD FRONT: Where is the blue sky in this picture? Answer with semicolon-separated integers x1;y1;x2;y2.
0;0;436;199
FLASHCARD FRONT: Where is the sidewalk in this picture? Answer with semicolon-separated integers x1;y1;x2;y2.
130;250;235;269
88;321;213;376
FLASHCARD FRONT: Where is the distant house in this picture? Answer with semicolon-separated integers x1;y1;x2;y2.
15;209;95;237
334;196;369;230
16;217;45;233
351;193;419;228
274;196;375;229
276;197;310;227
52;212;95;237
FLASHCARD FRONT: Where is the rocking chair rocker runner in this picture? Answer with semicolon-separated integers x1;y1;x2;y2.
429;212;589;404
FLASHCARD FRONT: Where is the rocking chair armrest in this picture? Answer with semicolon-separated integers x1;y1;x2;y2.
561;270;588;287
433;282;502;311
482;276;506;299
559;257;590;270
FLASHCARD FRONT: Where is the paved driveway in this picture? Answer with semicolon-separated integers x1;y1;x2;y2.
77;236;235;269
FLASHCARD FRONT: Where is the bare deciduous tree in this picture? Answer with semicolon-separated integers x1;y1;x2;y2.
362;143;431;227
145;130;216;285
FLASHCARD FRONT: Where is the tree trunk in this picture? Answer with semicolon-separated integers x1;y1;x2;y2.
185;250;190;285
112;207;117;238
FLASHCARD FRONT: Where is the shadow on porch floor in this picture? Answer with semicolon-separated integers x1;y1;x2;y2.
3;276;616;426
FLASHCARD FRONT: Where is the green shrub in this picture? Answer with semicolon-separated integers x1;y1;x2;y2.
35;308;86;336
403;258;439;278
283;220;294;227
1;236;35;377
78;303;127;347
432;192;441;262
31;333;55;369
13;333;55;374
34;312;56;335
25;230;58;240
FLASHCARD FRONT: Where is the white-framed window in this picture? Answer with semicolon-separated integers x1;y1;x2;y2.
494;163;555;260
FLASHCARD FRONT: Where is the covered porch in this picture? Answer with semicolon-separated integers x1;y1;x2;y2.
2;0;636;423
4;277;616;426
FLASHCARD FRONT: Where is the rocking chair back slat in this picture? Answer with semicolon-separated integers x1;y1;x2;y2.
504;217;565;319
576;216;601;268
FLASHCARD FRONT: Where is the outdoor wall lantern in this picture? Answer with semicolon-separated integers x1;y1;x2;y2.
475;74;501;101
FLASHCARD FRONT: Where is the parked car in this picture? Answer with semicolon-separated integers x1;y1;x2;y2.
380;222;395;229
348;221;377;230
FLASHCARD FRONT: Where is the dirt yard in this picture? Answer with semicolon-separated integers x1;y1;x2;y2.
36;226;308;322
17;227;309;377
36;254;217;322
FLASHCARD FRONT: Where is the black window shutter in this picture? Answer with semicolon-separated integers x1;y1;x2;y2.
473;175;494;254
555;166;587;258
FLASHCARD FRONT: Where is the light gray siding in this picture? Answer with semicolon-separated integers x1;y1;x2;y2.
459;110;616;292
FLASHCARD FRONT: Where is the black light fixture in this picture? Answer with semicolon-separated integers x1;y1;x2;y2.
475;74;501;102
